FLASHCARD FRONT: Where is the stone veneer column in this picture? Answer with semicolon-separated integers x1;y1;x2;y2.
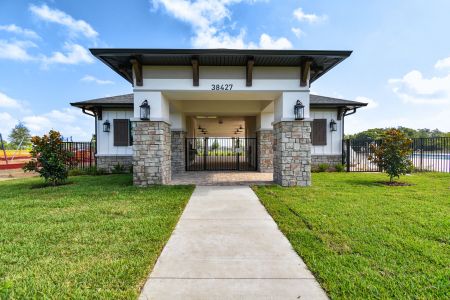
171;131;186;174
132;121;171;186
257;130;273;173
273;121;311;187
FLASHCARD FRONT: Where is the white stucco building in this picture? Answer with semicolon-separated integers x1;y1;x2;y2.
71;49;366;186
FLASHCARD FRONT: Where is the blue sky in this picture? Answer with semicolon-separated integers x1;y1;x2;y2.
1;0;450;140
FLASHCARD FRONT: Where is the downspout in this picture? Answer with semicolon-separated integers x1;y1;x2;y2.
342;108;356;144
341;107;357;165
81;107;98;164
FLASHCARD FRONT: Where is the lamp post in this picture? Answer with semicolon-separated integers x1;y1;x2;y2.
140;100;150;120
294;100;305;120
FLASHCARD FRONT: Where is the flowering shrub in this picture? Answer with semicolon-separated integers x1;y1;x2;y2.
369;129;413;182
23;130;70;185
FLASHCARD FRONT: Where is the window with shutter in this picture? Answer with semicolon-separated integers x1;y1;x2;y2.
312;119;327;146
113;119;130;146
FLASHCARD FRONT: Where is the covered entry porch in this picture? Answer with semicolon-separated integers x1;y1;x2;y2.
168;91;277;175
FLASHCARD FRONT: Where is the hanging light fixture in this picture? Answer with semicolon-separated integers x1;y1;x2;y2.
239;125;243;130
294;100;305;120
140;100;150;120
103;120;110;132
330;119;337;132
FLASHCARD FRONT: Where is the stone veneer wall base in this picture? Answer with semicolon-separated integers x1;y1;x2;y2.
96;156;132;173
171;131;186;174
132;121;171;186
273;121;311;187
257;130;273;173
311;155;342;169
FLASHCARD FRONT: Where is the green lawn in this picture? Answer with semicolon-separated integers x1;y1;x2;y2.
253;172;450;299
0;175;194;299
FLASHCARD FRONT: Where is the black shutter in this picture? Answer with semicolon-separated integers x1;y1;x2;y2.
113;119;130;146
312;119;327;146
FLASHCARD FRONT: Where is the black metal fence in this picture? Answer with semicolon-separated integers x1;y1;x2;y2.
186;137;257;171
344;137;450;173
62;142;96;169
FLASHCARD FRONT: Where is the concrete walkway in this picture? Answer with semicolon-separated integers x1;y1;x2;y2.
139;186;327;300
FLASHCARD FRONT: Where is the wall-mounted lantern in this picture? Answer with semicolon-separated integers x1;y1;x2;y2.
330;119;337;132
294;100;305;120
103;120;111;132
140;100;150;120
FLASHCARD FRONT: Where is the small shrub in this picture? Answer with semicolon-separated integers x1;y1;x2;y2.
369;129;413;182
23;130;70;186
68;166;108;176
318;163;329;172
111;163;127;174
334;163;345;172
85;166;107;176
68;168;85;176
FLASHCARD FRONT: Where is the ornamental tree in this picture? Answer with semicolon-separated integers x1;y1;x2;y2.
8;122;31;149
369;129;413;182
23;130;70;185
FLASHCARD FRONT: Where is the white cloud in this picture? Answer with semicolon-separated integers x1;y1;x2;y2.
81;75;114;85
388;70;450;104
0;112;18;137
23;108;93;140
151;0;292;49
0;40;36;61
0;24;40;39
389;57;450;105
434;56;450;70
355;96;379;109
42;43;94;66
23;115;52;131
257;33;292;49
29;4;98;39
291;27;304;39
293;7;327;23
0;92;92;140
0;92;23;109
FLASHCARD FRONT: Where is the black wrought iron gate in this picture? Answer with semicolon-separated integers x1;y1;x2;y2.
185;137;257;171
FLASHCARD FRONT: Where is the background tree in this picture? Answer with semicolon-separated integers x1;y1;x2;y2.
8;122;31;149
368;129;413;182
347;126;449;140
23;130;70;186
211;139;220;150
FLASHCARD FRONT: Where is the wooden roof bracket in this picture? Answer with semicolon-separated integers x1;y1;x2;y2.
191;57;199;86
246;56;255;87
337;107;344;120
300;59;313;87
130;57;143;86
118;65;133;85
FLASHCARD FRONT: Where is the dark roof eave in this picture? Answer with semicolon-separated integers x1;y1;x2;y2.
90;48;352;57
311;103;368;108
89;48;353;85
70;103;133;108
